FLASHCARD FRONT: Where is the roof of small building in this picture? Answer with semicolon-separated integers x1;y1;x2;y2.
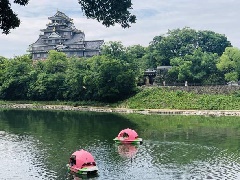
157;66;172;70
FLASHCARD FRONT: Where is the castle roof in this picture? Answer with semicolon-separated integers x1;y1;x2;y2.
64;33;84;44
48;10;72;22
48;31;61;38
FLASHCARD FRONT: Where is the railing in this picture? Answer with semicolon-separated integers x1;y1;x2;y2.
156;83;228;87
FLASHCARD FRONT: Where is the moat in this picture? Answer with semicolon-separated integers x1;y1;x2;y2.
0;109;239;179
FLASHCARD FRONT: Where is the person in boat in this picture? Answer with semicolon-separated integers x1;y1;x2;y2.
123;132;129;139
70;155;76;166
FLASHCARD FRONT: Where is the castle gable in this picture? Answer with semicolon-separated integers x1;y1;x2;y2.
48;31;61;38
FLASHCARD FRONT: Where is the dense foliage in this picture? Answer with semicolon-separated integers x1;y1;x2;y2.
0;51;137;102
168;48;225;84
141;27;234;85
0;0;135;34
98;28;234;86
147;27;232;67
1;27;240;103
78;0;136;28
217;47;240;82
0;0;29;34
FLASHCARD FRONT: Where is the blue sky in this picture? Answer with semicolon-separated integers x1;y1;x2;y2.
1;0;240;58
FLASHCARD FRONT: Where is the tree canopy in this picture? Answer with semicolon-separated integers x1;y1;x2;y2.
0;0;29;34
168;48;224;84
148;27;232;67
0;50;138;101
78;0;136;28
0;0;136;34
217;47;240;82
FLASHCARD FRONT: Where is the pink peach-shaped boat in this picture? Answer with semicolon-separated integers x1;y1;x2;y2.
113;128;143;144
67;149;98;175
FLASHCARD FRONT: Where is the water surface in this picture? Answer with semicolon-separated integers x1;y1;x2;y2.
0;109;239;179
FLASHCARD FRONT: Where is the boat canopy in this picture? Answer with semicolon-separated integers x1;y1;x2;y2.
117;128;138;140
71;149;96;168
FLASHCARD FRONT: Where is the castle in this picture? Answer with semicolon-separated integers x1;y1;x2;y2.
28;11;104;60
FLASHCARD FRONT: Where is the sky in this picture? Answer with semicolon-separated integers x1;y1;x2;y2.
1;0;240;58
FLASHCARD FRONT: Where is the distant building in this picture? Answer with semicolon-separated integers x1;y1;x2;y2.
28;11;104;60
144;69;157;85
143;66;172;85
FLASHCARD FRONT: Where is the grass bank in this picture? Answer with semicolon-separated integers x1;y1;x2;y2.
1;86;240;111
118;87;240;110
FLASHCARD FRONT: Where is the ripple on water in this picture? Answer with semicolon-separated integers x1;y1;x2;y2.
141;141;240;180
0;132;57;180
182;152;240;180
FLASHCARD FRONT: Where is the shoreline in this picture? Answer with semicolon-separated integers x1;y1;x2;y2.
1;104;240;116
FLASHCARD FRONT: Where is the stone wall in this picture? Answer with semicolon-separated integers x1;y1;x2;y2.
1;104;240;116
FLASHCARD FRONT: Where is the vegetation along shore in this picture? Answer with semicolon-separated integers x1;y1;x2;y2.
1;27;240;114
2;86;240;117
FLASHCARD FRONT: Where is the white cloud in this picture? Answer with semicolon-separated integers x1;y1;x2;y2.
1;0;240;58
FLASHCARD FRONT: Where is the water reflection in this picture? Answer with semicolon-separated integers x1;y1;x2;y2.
66;172;99;180
0;109;240;179
117;144;138;159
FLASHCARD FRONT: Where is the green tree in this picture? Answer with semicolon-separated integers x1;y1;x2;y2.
28;72;66;100
197;30;232;56
101;42;146;86
1;0;136;34
101;41;127;60
63;57;87;101
169;57;192;82
126;45;147;85
148;27;232;66
83;55;137;102
44;50;68;74
0;0;29;34
144;35;164;68
126;44;147;68
199;50;225;84
126;45;146;59
0;54;33;100
168;48;224;84
0;56;8;86
217;47;240;82
78;0;136;28
28;51;68;100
